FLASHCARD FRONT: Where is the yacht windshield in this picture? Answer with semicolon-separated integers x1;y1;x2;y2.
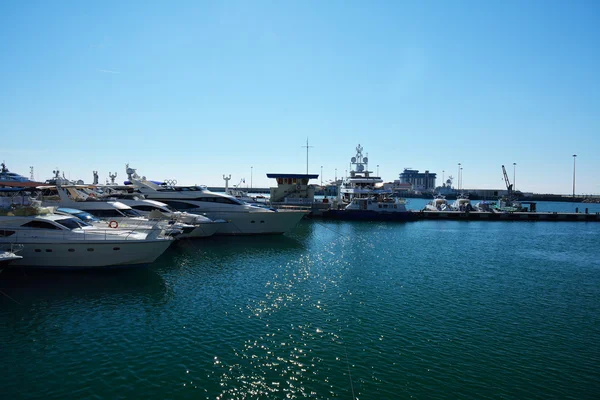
56;218;92;230
73;211;100;222
163;204;178;212
121;209;142;217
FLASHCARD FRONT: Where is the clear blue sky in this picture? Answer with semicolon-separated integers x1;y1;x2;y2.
1;0;598;194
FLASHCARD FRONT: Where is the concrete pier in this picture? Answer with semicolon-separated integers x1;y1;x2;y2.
418;211;600;222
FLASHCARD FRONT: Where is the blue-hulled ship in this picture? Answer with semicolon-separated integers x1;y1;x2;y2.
0;162;42;188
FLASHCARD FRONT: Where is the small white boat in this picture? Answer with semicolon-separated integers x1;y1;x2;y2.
0;246;23;267
474;200;496;212
450;194;474;211
424;195;451;211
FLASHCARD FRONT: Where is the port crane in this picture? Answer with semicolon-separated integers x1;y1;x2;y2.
501;165;513;197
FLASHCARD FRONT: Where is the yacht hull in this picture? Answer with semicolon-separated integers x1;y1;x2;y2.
179;223;222;238
198;210;306;235
1;240;172;269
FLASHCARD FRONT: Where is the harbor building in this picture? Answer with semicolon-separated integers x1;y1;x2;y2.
266;173;319;203
398;169;437;192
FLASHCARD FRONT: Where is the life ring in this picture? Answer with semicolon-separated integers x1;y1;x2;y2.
108;220;119;228
296;184;301;190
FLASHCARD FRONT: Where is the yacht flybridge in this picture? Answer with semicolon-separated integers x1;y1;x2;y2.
125;165;307;235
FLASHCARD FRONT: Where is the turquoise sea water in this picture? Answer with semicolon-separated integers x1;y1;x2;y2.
1;201;600;399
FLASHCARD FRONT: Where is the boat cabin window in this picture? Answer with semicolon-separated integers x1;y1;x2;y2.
173;186;203;192
121;209;141;217
162;204;178;212
56;218;92;230
72;212;100;222
132;205;160;212
21;220;63;230
88;209;124;218
198;197;243;205
0;230;16;237
164;201;198;210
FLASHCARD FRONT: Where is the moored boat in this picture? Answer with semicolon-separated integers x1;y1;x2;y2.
424;194;451;211
321;144;417;221
0;245;23;267
0;213;173;269
125;165;307;235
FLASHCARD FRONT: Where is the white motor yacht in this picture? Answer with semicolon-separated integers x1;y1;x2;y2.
424;194;451;211
42;186;188;238
0;213;173;269
125;165;306;235
324;145;417;221
450;194;474;211
89;189;224;238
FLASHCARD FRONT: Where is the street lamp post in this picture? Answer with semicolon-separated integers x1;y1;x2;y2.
457;163;461;191
377;164;379;177
513;163;516;192
335;168;337;182
251;166;253;189
572;154;577;197
320;166;323;187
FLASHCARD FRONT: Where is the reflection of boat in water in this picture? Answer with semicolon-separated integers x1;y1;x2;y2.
0;267;171;305
424;194;451;211
322;144;417;221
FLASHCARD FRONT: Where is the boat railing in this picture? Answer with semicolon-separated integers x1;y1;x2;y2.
0;225;167;243
0;243;24;254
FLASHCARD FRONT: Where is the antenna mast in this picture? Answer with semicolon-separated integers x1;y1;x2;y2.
301;138;314;175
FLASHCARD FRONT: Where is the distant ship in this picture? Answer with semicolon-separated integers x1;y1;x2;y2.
0;162;43;188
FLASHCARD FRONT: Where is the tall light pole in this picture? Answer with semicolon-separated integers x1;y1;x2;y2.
460;167;463;191
513;163;516;192
572;154;577;197
335;168;337;182
302;138;313;175
457;163;461;190
320;165;323;187
377;164;379;177
251;166;253;189
442;170;445;186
